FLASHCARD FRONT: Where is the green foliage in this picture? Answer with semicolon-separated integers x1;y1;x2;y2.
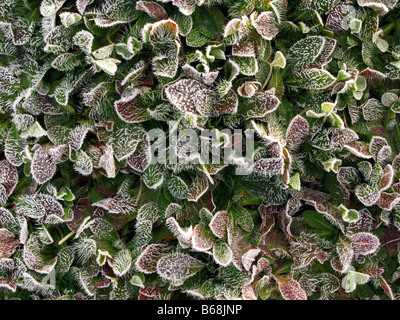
0;0;399;301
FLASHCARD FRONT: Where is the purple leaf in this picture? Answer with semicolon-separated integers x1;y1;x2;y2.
277;277;307;300
285;115;309;150
209;211;227;239
31;145;56;184
0;160;18;197
349;232;380;255
136;1;168;20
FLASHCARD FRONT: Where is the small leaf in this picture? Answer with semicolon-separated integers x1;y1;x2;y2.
212;241;232;266
349;232;380;255
156;253;204;286
286;115;309;150
94;58;120;76
164;79;213;117
0;229;19;258
136;1;168;20
286;68;337;90
135;244;169;274
209;211;227;239
0;160;18;197
31;145;56;184
277;277;307;300
40;0;66;17
252;11;279;40
192;225;214;252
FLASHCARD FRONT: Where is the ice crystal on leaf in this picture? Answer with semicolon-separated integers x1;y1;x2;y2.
252;11;279;41
165;79;213;117
285;115;309;150
0;160;18;198
276;277;307;300
349;232;380;255
0;229;19;259
156;252;204;286
31;146;55;185
0;0;398;301
136;1;168;20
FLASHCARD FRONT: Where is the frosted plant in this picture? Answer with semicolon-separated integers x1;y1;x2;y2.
0;0;398;302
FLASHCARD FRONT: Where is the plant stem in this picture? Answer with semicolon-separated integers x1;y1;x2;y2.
201;162;214;185
58;231;75;245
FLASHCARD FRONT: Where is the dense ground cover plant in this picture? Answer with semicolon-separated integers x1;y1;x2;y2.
1;0;400;300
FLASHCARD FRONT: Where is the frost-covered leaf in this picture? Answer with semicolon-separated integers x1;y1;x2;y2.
136;1;168;20
209;210;227;239
165;217;193;249
277;277;307;300
286;115;309;150
251;158;284;177
23;236;57;274
143;164;164;189
349;232;380;255
166;175;189;200
242;248;261;271
132;220;153;248
380;164;394;191
357;0;398;12
192;224;214;252
127;139;151;173
286;68;337;90
56;247;74;274
214;90;238;115
0;229;19;259
291;233;329;269
156;253;204;286
5;124;27;167
21;122;47;139
252;11;279;40
40;0;66;17
355;184;380;207
115;88;151;123
362;99;384;121
334;237;354;272
73;30;93;54
73;150;93;176
186;172;208;202
231;56;258;76
345;141;373;159
108;126;143;161
285;36;336;75
94;58;120;76
135;244;169;274
31;145;56;184
98;146;116;178
36;194;68;224
376;192;400;210
44;26;73;53
342;268;370;293
148;19;180;78
165;79;213;117
243;91;280;119
111;249;132;277
59;12;82;28
212;241;232;267
0;160;18;197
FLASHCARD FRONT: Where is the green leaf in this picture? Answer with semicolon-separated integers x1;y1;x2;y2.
285;68;337;90
303;210;336;232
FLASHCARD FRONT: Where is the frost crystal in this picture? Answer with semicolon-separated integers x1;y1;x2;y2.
31;146;56;184
165;79;213;117
0;0;398;301
156;253;204;286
